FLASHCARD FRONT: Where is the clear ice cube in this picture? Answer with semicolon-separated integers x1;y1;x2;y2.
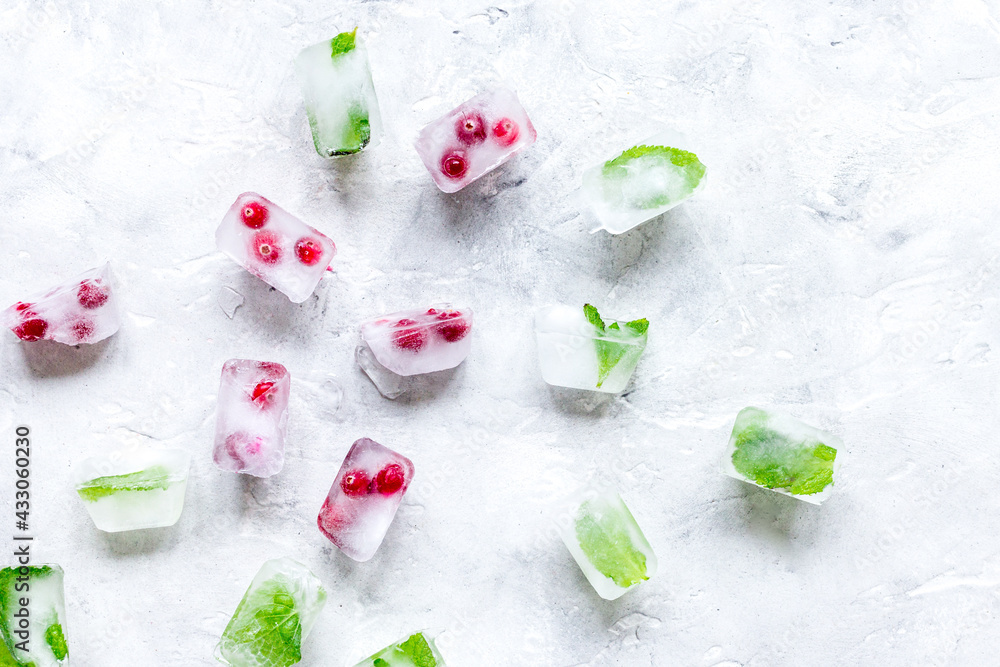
74;447;191;532
352;631;447;667
2;263;120;345
722;407;842;504
360;304;473;376
317;437;414;562
296;28;383;158
355;344;410;399
534;304;648;394
215;558;327;667
213;359;290;478
216;192;337;303
0;564;69;666
583;132;707;234
414;87;536;193
559;487;657;600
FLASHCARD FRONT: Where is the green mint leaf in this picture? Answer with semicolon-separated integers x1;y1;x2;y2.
334;104;371;156
45;623;68;661
373;659;390;667
730;414;837;496
583;303;605;331
330;28;358;59
602;144;706;209
625;318;649;336
585;306;648;388
0;566;59;666
228;586;302;667
398;633;437;667
76;465;172;502
575;501;648;588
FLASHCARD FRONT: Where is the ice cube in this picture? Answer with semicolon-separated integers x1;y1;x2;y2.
353;631;446;667
74;447;191;532
317;437;414;562
360;304;472;376
213;359;290;478
355;344;411;399
414;87;536;193
215;558;326;667
296;28;383;158
0;564;69;666
559;487;657;600
2;263;120;345
583;132;707;234
216;192;336;303
534;304;648;393
722;407;842;504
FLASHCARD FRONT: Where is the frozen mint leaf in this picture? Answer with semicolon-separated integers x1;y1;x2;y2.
575;503;648;588
398;633;437;667
602;145;706;209
625;318;649;336
76;465;172;502
373;659;390;667
583;303;605;331
333;104;371;156
45;622;68;660
585;305;647;388
330;28;357;59
731;418;837;496
230;587;302;667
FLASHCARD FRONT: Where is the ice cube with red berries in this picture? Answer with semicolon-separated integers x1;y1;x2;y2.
213;359;290;478
3;262;120;345
414;86;536;193
317;437;414;562
360;304;473;376
216;192;337;303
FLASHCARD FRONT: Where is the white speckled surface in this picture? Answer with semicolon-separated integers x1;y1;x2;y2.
2;1;1000;665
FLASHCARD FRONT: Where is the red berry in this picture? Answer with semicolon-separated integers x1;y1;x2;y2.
426;308;438;315
250;231;282;265
77;280;109;309
318;503;347;532
435;319;470;343
455;112;487;146
71;319;95;343
295;237;324;266
375;464;405;495
441;151;468;180
340;469;371;496
251;381;275;403
392;319;428;351
15;302;32;312
491;117;520;146
13;318;47;342
241;200;269;229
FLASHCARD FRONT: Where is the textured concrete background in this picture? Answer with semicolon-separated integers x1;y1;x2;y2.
2;1;999;665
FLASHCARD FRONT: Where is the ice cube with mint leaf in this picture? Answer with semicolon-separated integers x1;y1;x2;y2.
353;631;446;667
0;564;69;666
296;28;383;158
215;558;327;667
535;304;648;393
559;487;657;600
722;407;842;504
583;133;706;234
74;447;191;532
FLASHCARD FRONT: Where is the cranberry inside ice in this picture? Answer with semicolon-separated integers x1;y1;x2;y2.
295;237;325;266
375;464;406;495
441;151;469;180
251;381;275;403
341;469;371;496
77;280;109;309
251;231;282;265
455;111;487;146
14;318;47;342
241;200;269;229
491;117;520;146
392;319;428;351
